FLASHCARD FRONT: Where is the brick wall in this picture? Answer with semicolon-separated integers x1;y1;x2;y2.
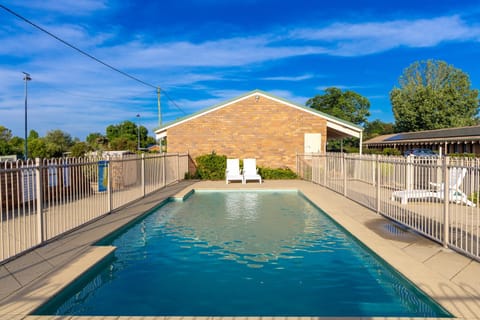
166;95;327;169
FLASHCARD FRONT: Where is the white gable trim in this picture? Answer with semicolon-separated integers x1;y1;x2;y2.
327;122;362;139
157;93;255;133
255;92;362;134
155;91;363;139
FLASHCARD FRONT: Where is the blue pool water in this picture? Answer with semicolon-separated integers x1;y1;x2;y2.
36;191;451;317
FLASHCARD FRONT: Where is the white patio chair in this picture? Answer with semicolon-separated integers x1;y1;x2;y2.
225;159;243;184
243;158;262;184
391;167;475;207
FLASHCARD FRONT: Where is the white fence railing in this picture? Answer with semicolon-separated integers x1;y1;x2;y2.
0;153;189;264
297;153;480;261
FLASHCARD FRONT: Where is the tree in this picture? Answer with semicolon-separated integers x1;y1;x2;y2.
364;119;395;140
145;136;156;147
86;132;108;151
106;121;152;151
9;136;24;157
70;142;90;157
44;129;74;157
109;136;136;151
28;130;39;140
306;87;370;126
0;126;13;156
390;60;479;132
28;138;49;158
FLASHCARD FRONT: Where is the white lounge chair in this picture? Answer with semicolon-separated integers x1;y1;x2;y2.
391;167;475;207
243;158;262;184
225;159;243;184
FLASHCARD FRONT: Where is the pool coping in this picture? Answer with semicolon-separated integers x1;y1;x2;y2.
0;179;479;319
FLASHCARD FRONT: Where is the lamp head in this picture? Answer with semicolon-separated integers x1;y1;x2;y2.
22;72;31;81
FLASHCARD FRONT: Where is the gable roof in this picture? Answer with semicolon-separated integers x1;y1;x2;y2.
155;89;363;139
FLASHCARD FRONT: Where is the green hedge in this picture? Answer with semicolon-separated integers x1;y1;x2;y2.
195;152;227;180
258;167;297;179
194;153;298;180
449;153;476;158
364;148;401;155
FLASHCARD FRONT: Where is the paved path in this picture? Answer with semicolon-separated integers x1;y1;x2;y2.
1;179;479;319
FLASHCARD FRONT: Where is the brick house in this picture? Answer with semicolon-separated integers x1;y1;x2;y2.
155;90;363;169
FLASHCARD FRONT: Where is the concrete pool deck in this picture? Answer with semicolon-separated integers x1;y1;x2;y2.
0;179;479;319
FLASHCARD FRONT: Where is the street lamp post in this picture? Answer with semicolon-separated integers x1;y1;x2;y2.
22;72;31;160
136;114;140;151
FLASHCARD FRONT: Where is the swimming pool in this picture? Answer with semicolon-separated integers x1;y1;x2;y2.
35;190;451;317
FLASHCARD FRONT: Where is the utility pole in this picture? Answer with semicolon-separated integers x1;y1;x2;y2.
157;87;161;127
136;114;140;151
22;72;31;160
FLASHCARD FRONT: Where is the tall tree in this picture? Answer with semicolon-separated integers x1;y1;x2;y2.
390;60;479;132
306;87;370;126
106;120;150;151
86;132;108;151
0;126;25;157
28;138;49;159
0;126;13;156
364;119;395;140
70;142;90;157
44;129;74;157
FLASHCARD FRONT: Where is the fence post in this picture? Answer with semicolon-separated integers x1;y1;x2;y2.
162;153;166;187
406;155;413;191
442;157;450;248
344;154;347;195
295;152;298;178
141;153;145;197
376;155;381;214
107;155;112;213
323;154;327;186
35;158;44;244
177;153;180;182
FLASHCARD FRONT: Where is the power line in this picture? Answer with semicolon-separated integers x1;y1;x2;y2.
1;4;159;89
1;4;188;116
163;90;187;115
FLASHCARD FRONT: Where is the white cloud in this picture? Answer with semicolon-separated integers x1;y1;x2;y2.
261;89;310;106
10;0;109;16
315;84;369;91
367;95;388;100
97;15;480;70
290;15;480;56
0;23;115;59
107;36;327;68
262;74;315;81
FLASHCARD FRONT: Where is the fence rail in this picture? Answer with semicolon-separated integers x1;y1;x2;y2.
297;153;480;262
0;153;189;264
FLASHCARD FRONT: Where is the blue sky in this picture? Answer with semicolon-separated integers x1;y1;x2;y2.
1;0;480;140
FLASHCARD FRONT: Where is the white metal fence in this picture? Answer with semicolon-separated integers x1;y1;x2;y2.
0;153;189;264
297;153;480;261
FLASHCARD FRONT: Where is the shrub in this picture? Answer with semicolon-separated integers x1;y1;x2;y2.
195;152;227;180
184;171;200;179
382;148;401;156
364;148;401;156
363;149;382;155
258;167;297;179
449;153;476;158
